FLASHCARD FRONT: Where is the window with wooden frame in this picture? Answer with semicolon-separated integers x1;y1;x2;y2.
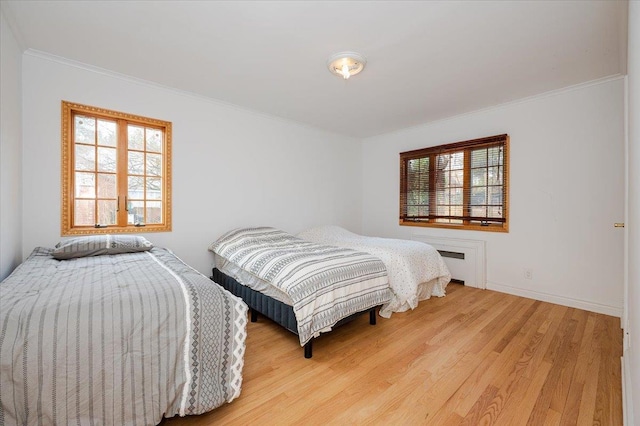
61;101;172;235
399;134;509;232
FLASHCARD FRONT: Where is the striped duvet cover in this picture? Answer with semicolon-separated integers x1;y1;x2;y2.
0;247;247;425
209;227;392;346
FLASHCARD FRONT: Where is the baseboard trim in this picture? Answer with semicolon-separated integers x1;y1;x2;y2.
623;352;634;426
486;281;623;317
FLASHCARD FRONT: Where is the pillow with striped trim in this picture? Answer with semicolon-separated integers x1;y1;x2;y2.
52;235;153;260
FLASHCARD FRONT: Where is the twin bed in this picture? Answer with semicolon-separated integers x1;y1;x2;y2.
209;226;451;357
209;227;393;358
0;227;450;423
0;236;247;425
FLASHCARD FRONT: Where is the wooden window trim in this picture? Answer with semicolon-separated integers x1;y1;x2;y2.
399;134;509;233
61;101;172;235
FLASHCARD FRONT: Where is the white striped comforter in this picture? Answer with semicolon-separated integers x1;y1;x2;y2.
209;227;392;346
0;247;247;425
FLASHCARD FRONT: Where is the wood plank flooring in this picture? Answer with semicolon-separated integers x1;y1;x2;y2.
163;284;623;425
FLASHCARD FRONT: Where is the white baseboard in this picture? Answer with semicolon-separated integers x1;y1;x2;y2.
486;281;623;317
623;352;634;426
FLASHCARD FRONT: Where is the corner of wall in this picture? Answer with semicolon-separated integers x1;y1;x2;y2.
0;7;24;280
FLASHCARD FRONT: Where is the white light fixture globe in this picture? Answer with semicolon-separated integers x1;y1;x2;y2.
327;52;366;80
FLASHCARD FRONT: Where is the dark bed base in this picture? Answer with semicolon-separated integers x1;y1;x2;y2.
211;268;377;358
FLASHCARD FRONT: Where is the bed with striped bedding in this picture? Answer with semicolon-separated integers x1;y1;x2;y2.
297;225;452;318
209;227;392;347
0;246;247;425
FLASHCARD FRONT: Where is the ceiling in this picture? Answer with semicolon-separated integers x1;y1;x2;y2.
1;1;628;138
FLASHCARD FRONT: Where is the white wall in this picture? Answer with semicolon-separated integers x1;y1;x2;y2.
362;78;625;316
625;1;639;423
21;52;363;275
0;10;23;281
7;11;636;418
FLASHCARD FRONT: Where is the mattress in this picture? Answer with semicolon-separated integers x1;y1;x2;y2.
213;267;298;334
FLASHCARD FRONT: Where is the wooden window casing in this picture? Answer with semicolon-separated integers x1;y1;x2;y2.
400;134;509;232
61;101;172;235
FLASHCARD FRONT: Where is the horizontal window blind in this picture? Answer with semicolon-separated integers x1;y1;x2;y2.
399;134;509;232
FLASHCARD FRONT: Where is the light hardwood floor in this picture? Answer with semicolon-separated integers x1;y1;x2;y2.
163;284;623;425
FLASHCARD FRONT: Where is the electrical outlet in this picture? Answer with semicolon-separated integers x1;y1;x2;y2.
523;268;533;280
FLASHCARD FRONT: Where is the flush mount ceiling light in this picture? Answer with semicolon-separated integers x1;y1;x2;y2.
327;51;366;80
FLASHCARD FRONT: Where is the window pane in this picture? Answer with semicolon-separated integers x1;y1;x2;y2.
488;206;503;218
471;168;487;186
451;206;463;217
146;177;162;200
146;153;162;176
407;173;427;191
75;145;95;171
74;115;95;144
437;205;450;216
488;146;502;166
419;157;429;171
75;172;95;198
146;201;162;224
128;125;144;150
128;176;144;199
408;190;418;205
436;154;450;171
436;190;448;204
97;200;117;225
471;149;487;168
128;151;144;175
489;186;503;205
450;152;464;169
471;206;487;217
408;159;419;173
488;166;502;185
419;190;429;205
407;155;429;212
471;187;487;206
97;147;117;172
451;187;463;204
97;173;116;198
128;200;144;224
74;200;95;226
450;170;463;186
146;129;163;153
97;120;116;147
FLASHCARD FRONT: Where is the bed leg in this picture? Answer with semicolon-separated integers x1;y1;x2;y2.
250;308;258;323
304;341;313;359
369;308;377;325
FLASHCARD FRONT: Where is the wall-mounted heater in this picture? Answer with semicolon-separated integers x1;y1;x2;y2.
412;235;487;289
